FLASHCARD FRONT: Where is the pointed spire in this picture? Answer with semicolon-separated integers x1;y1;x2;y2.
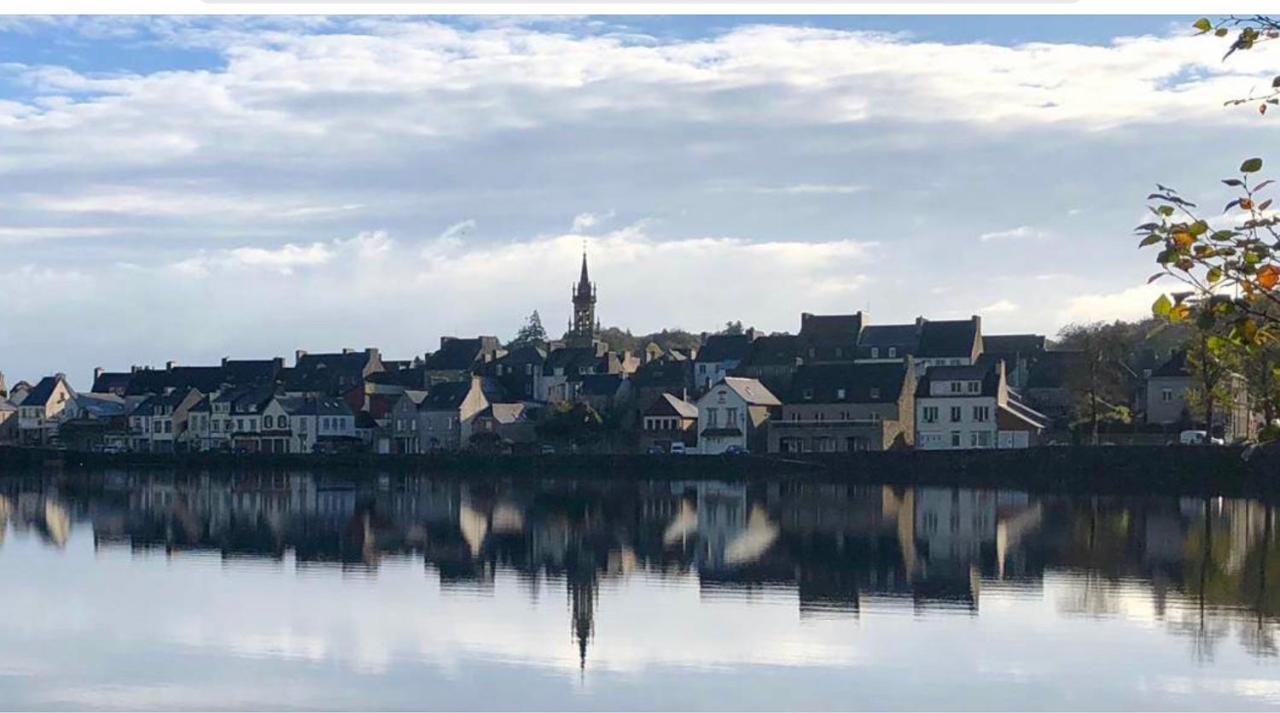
578;245;591;290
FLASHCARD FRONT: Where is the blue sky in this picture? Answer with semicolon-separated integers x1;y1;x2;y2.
0;15;1274;385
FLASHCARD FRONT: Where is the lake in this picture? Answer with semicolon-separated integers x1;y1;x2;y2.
0;470;1277;710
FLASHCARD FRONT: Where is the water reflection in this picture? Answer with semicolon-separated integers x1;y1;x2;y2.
2;472;1277;673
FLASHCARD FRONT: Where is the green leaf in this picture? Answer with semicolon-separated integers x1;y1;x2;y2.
1147;272;1165;284
1208;267;1223;283
1138;234;1162;247
1152;294;1173;318
1190;220;1209;236
1241;157;1264;173
1216;28;1230;37
1224;178;1244;187
1157;205;1175;217
1193;17;1213;33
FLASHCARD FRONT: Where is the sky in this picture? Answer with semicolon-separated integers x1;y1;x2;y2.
1;14;1278;386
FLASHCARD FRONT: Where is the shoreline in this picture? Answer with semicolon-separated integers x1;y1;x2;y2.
1;444;1277;498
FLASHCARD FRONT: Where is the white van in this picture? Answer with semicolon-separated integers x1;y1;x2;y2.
669;442;686;455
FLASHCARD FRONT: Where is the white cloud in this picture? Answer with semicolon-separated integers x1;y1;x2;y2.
980;299;1018;314
571;211;614;233
0;226;119;244
751;184;866;195
1058;283;1165;325
979;226;1048;243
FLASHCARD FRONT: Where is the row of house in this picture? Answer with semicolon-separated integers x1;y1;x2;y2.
0;251;1250;454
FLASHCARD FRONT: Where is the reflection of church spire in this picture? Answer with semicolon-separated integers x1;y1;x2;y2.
569;571;596;671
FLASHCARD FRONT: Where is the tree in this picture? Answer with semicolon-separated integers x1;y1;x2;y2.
1184;330;1234;436
1192;16;1280;115
1057;322;1135;445
721;321;745;336
508;310;548;350
535;402;605;446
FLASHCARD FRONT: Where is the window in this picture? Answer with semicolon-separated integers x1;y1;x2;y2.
973;406;990;422
706;408;718;427
870;347;879;359
869;387;880;400
950;406;962;422
835;347;843;358
950;382;962;393
1161;388;1173;402
164;421;172;434
967;381;980;394
264;415;273;429
977;431;993;447
699;365;707;374
923;406;938;423
836;388;846;400
726;408;739;427
237;418;244;431
950;431;961;448
888;347;897;358
802;388;814;400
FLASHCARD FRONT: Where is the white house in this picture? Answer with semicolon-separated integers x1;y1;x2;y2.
915;361;1045;450
694;377;780;454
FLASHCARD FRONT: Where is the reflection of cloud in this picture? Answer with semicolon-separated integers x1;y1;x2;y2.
662;500;698;546
459;503;488;558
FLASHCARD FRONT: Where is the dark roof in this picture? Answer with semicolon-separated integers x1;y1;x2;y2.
126;366;226;396
918;361;1001;398
91;371;133;394
422;378;505;411
917;318;981;359
696;334;754;363
579;374;624;397
632;358;692;390
982;334;1046;357
24;375;69;407
1152;350;1190;378
286;352;377;394
544;347;613;376
424;337;496;372
645;393;698;419
857;324;921;351
220;359;283;386
740;334;802;367
787;363;910;404
799;312;864;339
367;364;426;389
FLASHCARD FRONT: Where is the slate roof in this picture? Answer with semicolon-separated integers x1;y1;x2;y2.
916;318;981;359
697;334;754;363
740;334;803;367
799;313;864;339
424;338;494;372
631;358;692;389
720;377;781;406
857;324;921;351
91;371;133;394
422;378;505;411
73;392;127;418
126;366;226;396
1152;350;1191;378
279;396;354;417
579;373;624;397
544;347;613;377
286;352;375;394
645;392;698;419
982;334;1045;357
917;362;1000;398
476;402;538;425
786;363;910;404
24;376;69;407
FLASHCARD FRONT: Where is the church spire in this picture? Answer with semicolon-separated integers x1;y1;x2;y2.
578;247;591;289
567;242;599;349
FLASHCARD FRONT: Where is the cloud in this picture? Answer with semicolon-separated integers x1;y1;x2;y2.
0;226;119;244
980;299;1018;314
571;211;614;233
978;226;1049;243
750;184;866;195
1058;283;1165;325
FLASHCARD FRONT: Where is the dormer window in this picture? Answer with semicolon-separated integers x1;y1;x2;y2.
888;347;897;358
950;382;962;393
869;387;880;399
803;388;814;400
836;388;846;400
870;347;879;359
967;381;980;394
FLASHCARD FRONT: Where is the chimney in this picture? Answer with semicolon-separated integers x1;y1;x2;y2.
55;372;66;381
295;349;307;364
221;357;229;367
746;327;756;341
972;314;982;333
342;347;353;355
365;347;378;358
274;357;285;369
165;361;177;371
94;367;104;380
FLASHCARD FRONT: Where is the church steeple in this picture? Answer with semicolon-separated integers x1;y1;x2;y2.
567;246;599;349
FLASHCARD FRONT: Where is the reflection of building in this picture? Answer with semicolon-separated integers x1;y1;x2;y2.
5;472;1277;666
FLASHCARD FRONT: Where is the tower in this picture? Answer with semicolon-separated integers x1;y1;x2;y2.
566;249;599;349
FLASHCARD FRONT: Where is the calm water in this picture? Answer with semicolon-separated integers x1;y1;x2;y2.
1;471;1278;711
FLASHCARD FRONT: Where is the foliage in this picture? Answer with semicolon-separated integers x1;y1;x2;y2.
720;321;746;336
535;402;606;445
591;326;702;354
1192;16;1280;115
508;310;549;351
1057;322;1137;443
1183;330;1234;433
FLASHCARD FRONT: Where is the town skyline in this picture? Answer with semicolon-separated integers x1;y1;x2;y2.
4;15;1279;383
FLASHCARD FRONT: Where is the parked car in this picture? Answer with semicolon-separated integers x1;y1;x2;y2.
540;444;556;455
1179;430;1225;446
646;445;664;455
669;442;686;455
724;445;748;455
